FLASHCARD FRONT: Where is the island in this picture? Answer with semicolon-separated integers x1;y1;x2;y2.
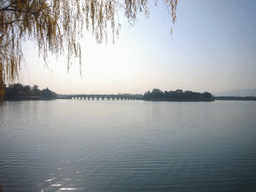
143;89;214;101
1;83;57;101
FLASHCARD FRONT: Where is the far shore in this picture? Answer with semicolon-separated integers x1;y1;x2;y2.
213;96;256;101
2;96;56;101
1;96;256;102
145;98;214;102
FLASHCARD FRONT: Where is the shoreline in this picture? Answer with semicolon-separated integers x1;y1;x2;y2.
144;98;214;102
2;96;56;101
2;97;256;102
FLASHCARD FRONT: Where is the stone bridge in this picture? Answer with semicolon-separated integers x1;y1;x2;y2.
58;94;140;101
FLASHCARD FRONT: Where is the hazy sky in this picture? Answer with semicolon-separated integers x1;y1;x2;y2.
19;0;256;95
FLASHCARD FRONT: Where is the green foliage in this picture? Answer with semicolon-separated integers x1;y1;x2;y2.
0;0;177;96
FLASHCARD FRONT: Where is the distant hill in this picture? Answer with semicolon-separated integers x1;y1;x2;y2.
214;89;256;97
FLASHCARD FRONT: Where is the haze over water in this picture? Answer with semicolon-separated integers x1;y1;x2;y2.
21;1;256;95
0;100;255;191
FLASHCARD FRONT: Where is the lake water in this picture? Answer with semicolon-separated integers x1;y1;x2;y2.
0;100;255;191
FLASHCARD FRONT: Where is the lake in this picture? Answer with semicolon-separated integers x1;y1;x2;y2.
0;100;255;191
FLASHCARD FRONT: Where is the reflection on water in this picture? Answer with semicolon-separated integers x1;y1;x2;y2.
40;177;84;191
0;100;256;191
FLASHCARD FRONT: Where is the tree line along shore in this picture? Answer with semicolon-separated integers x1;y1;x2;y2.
1;84;57;101
143;89;256;101
1;84;255;102
143;89;214;101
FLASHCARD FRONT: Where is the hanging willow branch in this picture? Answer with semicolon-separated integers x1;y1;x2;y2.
0;0;177;96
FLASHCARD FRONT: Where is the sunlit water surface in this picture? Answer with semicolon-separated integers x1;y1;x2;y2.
0;100;255;191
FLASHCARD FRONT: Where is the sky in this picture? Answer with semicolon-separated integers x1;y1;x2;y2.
19;0;256;95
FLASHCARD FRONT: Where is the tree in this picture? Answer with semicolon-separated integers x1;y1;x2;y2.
24;85;31;92
41;87;57;99
32;85;39;92
31;84;39;95
0;0;177;95
202;92;212;99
